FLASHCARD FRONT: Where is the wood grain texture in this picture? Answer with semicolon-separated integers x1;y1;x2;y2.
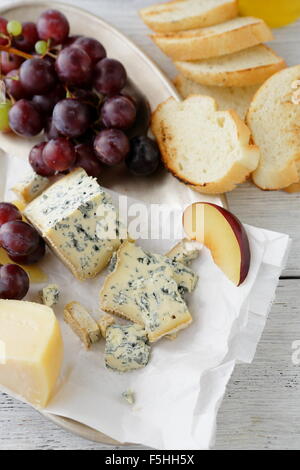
0;0;300;450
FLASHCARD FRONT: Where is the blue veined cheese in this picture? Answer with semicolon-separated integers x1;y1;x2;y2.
166;239;201;265
100;241;193;342
40;284;60;307
24;169;122;280
64;301;101;349
122;389;135;404
12;171;51;203
105;324;150;372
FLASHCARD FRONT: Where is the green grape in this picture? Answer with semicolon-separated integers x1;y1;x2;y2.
0;101;12;133
7;20;22;37
35;40;48;55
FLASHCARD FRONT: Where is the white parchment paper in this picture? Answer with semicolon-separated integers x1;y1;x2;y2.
1;154;290;450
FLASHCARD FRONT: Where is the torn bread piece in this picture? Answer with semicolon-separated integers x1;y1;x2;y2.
152;16;273;61
40;284;60;307
12;171;51;204
140;0;238;33
24;168;122;280
105;324;150;372
152;95;259;194
100;241;194;342
98;313;115;338
166;239;201;265
64;301;101;349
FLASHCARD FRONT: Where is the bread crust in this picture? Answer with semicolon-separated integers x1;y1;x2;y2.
247;65;300;190
152;18;273;61
152;96;260;194
175;55;286;87
140;0;238;33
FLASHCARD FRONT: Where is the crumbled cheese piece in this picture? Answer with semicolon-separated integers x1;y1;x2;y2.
105;324;150;372
40;284;60;307
122;389;135;404
64;301;101;349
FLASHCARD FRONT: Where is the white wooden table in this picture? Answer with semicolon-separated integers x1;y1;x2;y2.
1;0;300;450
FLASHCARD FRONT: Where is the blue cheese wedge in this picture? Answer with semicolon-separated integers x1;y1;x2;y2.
64;301;101;349
12;171;51;203
100;241;194;342
40;284;60;307
166;239;201;265
105;324;150;372
24;169;122;280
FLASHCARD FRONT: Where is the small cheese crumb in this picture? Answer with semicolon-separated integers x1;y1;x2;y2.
122;390;135;405
40;284;60;307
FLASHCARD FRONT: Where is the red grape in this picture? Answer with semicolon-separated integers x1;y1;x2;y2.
9;99;44;137
0;264;29;300
32;84;65;115
29;142;55;176
8;237;45;265
19;58;57;95
63;34;82;48
94;58;127;96
52;99;91;138
0;52;24;75
55;46;92;87
0;17;8;46
101;95;136;129
74;143;103;178
0;203;22;227
94;129;130;165
45;117;61;140
74;37;106;63
4;69;30;100
37;9;69;45
126;136;160;176
43;137;76;171
0;220;40;256
13;22;39;52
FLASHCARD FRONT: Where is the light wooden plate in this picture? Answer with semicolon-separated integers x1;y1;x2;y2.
0;0;225;446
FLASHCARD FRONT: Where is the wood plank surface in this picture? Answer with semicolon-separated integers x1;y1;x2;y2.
0;0;299;450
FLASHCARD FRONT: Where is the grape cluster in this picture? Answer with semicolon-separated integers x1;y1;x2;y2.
0;202;46;300
0;9;161;178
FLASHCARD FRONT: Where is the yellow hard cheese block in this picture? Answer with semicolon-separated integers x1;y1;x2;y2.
0;300;63;408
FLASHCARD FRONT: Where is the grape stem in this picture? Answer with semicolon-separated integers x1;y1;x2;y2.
0;44;32;60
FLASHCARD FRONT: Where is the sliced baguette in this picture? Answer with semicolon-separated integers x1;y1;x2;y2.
140;0;238;33
174;74;259;119
175;45;286;87
247;66;300;190
152;16;273;61
151;95;260;194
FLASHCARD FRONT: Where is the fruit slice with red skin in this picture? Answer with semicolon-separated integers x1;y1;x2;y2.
183;202;250;286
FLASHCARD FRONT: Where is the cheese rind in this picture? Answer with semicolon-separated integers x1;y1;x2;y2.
100;241;193;342
0;300;63;408
105;324;150;372
64;301;101;349
12;171;51;204
24;169;122;280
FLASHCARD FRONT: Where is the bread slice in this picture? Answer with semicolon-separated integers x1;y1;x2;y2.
151;95;260;194
247;65;300;190
175;45;286;87
152;16;273;61
140;0;238;33
174;74;258;119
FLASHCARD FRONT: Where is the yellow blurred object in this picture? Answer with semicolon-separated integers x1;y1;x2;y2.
0;247;48;283
239;0;300;28
12;199;27;213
